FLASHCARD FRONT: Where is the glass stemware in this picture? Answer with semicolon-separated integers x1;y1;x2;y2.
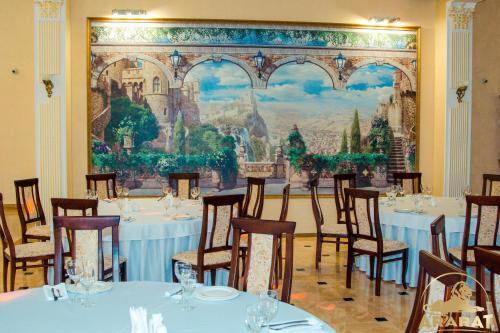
161;184;172;198
245;304;266;333
174;261;192;304
396;185;405;198
258;290;279;330
190;187;200;200
180;271;197;311
80;261;96;307
65;258;82;303
122;187;130;199
115;185;123;198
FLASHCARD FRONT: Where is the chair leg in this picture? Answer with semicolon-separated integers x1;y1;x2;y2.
121;262;127;282
369;256;375;280
3;258;8;292
315;236;322;269
42;260;48;285
172;259;178;282
210;269;216;286
240;249;247;276
197;267;204;284
278;239;283;279
10;261;16;291
375;255;383;296
336;237;340;252
402;250;408;289
346;250;354;289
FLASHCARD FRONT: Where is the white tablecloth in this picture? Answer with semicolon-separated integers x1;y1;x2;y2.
0;282;336;333
355;196;475;287
99;199;226;283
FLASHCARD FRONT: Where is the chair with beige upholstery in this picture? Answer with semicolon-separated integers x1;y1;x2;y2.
310;176;348;269
228;218;296;303
53;215;122;284
393;172;422;194
474;247;500;331
449;195;500;271
14;178;51;243
405;251;465;333
430;214;451;263
86;172;117;199
51;198;127;281
333;173;356;251
0;193;53;291
482;174;500;196
242;177;265;218
345;188;408;296
172;194;244;285
168;172;199;199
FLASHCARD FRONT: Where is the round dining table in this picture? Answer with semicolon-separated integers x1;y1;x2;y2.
0;282;336;333
99;198;226;284
355;196;476;287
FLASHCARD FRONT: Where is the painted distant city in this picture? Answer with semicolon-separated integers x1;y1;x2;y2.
89;20;418;195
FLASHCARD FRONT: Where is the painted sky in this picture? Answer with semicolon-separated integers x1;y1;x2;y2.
184;60;397;118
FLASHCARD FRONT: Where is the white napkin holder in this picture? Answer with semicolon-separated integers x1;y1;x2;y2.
43;283;69;301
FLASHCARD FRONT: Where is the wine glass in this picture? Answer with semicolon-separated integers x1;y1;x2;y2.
245;304;266;333
190;187;200;200
180;271;197;311
174;261;192;305
259;290;279;330
65;258;82;303
80;261;96;307
397;185;405;198
462;186;472;197
115;185;123;198
122;187;130;199
161;184;171;199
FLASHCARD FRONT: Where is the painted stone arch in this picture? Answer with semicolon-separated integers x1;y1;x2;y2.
181;54;261;88
266;55;342;89
91;53;176;89
348;58;416;91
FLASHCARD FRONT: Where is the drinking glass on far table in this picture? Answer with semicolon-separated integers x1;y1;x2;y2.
190;186;200;200
396;185;405;198
65;258;82;303
245;304;266;333
259;290;279;330
115;185;123;198
122;187;130;198
161;184;172;198
80;261;96;307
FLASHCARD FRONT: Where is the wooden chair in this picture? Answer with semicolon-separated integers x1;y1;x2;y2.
333;173;356;227
168;172;200;199
475;247;500;331
276;184;291;281
344;188;408;296
405;251;465;333
310;176;348;269
172;194;244;285
482;174;500;196
228;218;296;303
449;195;500;271
430;214;451;263
14;178;50;242
0;193;53;291
242;177;265;218
53;215;122;284
393;172;422;194
86;172;117;199
51;198;127;281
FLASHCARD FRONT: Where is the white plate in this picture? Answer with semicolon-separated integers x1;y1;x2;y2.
173;214;193;220
394;208;413;213
193;286;240;301
67;282;113;295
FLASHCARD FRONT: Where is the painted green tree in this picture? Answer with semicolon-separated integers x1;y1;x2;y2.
340;129;349;153
187;124;223;155
250;136;266;162
350;109;361;153
173;112;186;155
287;125;307;172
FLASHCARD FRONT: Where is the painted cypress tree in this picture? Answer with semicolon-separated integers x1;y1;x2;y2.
173;112;186;155
340;128;348;153
350;109;361;153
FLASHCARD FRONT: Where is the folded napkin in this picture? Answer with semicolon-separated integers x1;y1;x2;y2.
130;307;167;333
43;283;69;301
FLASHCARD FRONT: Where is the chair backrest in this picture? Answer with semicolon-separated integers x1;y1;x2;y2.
344;188;381;244
482;174;500;196
393;172;422;194
460;195;500;269
199;194;244;256
86;173;117;199
14;178;46;233
430;214;451;263
309;176;324;233
0;193;17;259
279;184;290;221
228;218;296;303
333;173;356;224
405;251;465;333
168;172;199;199
242;177;265;218
474;247;500;331
53;216;121;284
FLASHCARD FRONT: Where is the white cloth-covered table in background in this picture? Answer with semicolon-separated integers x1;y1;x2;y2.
99;199;226;284
356;196;477;287
0;282;336;333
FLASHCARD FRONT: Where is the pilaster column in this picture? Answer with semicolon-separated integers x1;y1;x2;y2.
34;0;68;223
444;0;479;196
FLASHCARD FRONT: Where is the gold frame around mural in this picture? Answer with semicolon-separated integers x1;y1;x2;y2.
86;17;421;197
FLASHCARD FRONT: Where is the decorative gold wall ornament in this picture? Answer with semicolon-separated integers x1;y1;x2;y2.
42;79;54;98
35;0;63;19
456;84;468;103
448;3;475;30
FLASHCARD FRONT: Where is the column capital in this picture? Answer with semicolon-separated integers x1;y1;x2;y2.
35;0;63;19
447;0;482;29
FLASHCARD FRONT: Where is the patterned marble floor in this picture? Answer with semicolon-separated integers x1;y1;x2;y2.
0;208;414;332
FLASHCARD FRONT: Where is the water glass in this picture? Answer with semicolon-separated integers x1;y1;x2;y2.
115;185;123;198
180;271;197;311
413;195;424;214
65;258;82;303
190;187;200;200
80;261;96;307
122;187;130;198
161;184;172;197
245;304;266;333
396;185;405;197
259;290;279;329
